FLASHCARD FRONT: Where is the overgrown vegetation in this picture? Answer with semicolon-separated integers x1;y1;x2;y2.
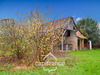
0;9;63;61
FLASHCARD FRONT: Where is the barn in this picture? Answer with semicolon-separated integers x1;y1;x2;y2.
42;17;91;51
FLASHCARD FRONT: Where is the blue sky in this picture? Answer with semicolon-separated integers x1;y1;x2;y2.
0;0;100;23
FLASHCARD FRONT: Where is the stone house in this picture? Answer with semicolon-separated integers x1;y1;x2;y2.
42;17;91;51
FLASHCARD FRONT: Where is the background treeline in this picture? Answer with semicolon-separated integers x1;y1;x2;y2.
77;16;100;48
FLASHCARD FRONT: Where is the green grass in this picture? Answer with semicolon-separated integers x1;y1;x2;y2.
0;49;100;75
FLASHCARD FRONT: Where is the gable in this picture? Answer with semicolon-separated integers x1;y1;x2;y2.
65;19;77;31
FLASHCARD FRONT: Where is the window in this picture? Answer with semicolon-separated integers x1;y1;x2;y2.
67;30;70;37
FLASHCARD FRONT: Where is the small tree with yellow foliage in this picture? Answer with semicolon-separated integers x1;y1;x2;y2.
0;9;63;62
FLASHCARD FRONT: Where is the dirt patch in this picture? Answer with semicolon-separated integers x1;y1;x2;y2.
9;65;31;71
52;52;67;58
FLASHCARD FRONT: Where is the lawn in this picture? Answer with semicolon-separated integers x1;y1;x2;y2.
0;49;100;75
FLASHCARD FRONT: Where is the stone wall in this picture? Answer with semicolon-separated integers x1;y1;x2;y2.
64;30;78;50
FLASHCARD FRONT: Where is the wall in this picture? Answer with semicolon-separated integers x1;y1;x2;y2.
64;30;78;50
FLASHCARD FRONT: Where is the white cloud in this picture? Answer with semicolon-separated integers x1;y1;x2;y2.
76;17;82;22
98;23;100;28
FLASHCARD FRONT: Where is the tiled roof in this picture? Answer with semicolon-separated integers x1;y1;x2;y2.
76;31;87;39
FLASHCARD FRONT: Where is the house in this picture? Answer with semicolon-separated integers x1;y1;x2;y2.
42;17;91;51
